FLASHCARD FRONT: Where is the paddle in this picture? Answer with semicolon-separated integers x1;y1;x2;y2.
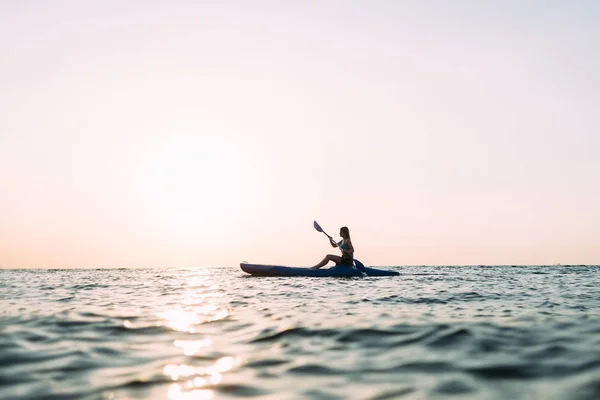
313;220;333;240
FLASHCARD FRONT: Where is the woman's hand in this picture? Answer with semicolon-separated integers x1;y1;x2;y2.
329;237;337;247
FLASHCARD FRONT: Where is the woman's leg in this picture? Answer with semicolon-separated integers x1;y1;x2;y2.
311;254;342;269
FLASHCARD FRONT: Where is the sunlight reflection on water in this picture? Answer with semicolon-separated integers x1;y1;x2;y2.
163;357;235;399
168;383;213;400
163;357;235;380
160;308;202;333
158;290;229;333
174;339;213;355
159;274;236;398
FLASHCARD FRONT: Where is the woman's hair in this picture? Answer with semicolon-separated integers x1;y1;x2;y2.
340;226;350;239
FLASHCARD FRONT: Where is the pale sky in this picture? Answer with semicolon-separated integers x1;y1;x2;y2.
1;1;599;268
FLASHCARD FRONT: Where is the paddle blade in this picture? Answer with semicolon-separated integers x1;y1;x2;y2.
313;220;323;233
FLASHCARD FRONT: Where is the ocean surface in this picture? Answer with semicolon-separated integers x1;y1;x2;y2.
1;265;599;400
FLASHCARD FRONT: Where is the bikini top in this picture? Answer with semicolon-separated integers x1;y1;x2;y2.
339;240;353;255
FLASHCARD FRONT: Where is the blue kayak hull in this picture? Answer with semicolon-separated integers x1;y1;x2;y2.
240;262;399;277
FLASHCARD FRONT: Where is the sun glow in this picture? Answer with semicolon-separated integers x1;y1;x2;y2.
140;134;247;234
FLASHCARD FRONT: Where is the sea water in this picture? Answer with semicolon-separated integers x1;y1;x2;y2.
1;265;599;400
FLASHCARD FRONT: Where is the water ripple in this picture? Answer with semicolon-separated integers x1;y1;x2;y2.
0;265;599;399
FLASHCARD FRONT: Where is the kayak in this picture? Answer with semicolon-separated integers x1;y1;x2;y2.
240;260;399;277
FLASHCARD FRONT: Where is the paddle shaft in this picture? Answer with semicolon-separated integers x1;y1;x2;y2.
322;232;334;242
314;221;334;243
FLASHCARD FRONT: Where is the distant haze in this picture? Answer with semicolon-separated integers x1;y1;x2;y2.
1;1;599;268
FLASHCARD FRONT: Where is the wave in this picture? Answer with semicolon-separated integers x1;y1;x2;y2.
2;266;600;399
